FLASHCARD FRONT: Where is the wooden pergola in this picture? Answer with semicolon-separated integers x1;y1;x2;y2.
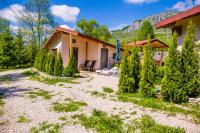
125;39;168;65
125;39;168;49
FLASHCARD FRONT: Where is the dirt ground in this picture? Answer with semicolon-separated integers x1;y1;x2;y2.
0;69;199;133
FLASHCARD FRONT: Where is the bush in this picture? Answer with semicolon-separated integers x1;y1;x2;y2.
161;33;188;103
139;38;155;97
63;48;79;77
54;53;64;76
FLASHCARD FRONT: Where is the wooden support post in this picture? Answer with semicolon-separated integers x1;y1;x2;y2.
69;33;72;56
160;50;164;66
86;41;88;60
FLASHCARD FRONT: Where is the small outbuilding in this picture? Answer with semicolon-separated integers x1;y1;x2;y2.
156;5;200;46
44;27;123;70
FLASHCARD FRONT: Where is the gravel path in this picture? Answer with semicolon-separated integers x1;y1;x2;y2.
0;69;199;133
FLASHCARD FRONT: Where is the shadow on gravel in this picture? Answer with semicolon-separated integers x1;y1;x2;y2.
0;86;29;99
0;73;26;83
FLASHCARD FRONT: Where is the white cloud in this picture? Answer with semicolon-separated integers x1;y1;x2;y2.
195;0;200;5
59;24;72;29
51;5;80;22
124;0;158;4
0;4;24;22
171;0;200;12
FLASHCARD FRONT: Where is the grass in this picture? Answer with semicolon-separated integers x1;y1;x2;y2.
26;89;53;100
74;109;184;133
118;93;200;123
103;87;114;93
91;91;107;98
30;121;61;133
73;109;123;133
0;75;11;82
52;101;87;112
17;115;31;123
0;93;5;115
0;68;13;72
22;70;39;77
127;115;185;133
31;76;77;85
23;69;78;85
58;115;67;121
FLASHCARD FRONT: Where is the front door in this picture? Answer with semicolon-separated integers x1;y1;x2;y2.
73;47;78;67
100;48;108;69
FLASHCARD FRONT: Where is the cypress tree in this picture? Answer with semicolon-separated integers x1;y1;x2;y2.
161;33;188;103
37;49;46;71
139;38;155;97
34;52;39;69
128;46;140;92
63;47;79;77
48;53;55;75
45;53;50;72
181;21;200;97
42;50;47;72
54;52;64;76
118;49;134;93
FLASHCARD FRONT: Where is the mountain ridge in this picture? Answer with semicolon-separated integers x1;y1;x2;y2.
112;10;177;33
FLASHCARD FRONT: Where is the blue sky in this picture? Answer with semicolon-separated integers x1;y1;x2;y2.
0;0;200;30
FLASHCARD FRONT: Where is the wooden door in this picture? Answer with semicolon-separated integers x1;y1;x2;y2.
100;48;108;69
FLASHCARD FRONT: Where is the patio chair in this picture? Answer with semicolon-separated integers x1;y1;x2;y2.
85;60;96;71
84;60;89;70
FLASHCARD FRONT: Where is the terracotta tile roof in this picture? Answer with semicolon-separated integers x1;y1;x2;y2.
44;27;123;50
126;39;168;48
156;5;200;29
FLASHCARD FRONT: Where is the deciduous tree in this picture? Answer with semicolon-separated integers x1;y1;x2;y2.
137;20;155;41
20;0;55;48
0;28;15;68
77;19;111;42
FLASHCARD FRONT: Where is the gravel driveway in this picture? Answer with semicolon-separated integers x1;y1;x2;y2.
0;69;199;133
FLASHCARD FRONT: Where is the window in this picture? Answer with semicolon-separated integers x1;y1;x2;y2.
172;26;182;35
72;39;76;43
113;53;116;59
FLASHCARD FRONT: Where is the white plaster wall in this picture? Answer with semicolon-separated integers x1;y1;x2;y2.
176;15;200;45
